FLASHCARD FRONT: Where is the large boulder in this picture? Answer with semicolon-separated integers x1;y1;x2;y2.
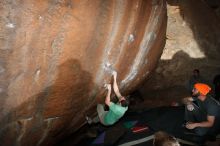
0;0;167;145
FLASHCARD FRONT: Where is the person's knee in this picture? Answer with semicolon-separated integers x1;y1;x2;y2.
195;128;209;136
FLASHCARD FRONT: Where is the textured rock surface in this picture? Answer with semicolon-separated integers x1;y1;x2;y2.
141;0;220;101
205;0;220;18
0;0;167;145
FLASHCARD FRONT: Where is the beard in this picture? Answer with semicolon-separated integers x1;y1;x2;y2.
192;92;200;97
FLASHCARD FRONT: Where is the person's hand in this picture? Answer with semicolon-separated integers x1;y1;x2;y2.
107;84;111;90
187;104;194;111
104;84;111;90
182;97;193;105
112;71;117;78
106;84;111;91
186;122;197;129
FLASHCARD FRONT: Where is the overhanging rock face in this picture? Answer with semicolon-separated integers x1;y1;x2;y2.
0;0;167;145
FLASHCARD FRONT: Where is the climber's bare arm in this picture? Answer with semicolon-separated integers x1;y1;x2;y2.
105;84;111;106
113;71;123;100
182;96;194;105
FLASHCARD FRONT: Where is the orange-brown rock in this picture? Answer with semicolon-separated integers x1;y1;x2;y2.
0;0;167;145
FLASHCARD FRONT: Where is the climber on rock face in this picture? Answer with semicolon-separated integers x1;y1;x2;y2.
86;71;129;126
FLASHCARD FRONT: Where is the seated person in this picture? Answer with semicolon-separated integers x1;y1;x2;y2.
86;71;129;126
182;83;220;136
187;69;205;95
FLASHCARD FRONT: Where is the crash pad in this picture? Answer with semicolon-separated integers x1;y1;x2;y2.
92;132;105;144
123;121;138;129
